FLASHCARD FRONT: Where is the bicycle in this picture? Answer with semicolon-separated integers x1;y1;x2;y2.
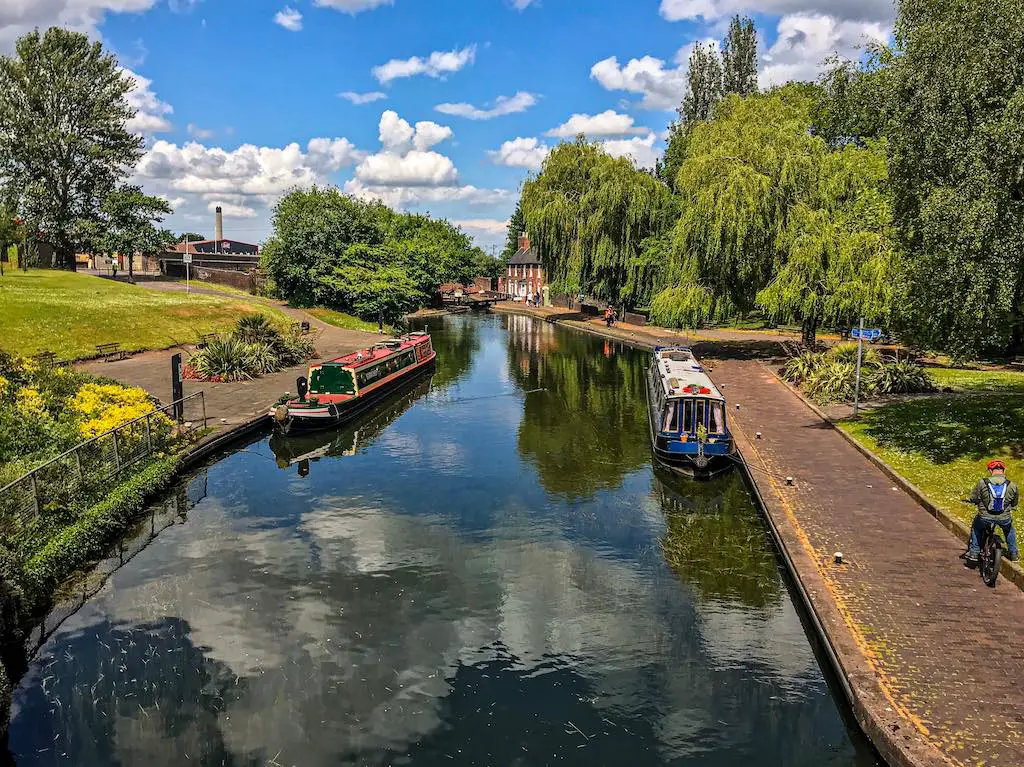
961;500;1005;588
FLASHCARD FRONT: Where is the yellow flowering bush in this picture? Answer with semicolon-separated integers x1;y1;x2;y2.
70;383;169;439
0;376;9;401
16;387;47;417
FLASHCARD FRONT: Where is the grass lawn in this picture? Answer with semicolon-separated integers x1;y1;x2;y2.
0;270;285;360
170;279;261;301
839;394;1024;529
307;307;383;334
928;367;1024;393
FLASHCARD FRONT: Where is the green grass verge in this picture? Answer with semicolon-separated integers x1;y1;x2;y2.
20;454;182;600
0;270;285;360
838;394;1024;529
928;367;1024;393
171;279;260;300
307;307;383;334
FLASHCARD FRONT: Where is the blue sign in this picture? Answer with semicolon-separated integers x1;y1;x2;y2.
851;327;883;341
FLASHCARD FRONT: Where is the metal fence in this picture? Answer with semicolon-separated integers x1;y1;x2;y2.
26;469;210;657
0;392;207;539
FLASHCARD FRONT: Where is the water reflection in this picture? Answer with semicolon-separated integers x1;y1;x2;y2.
8;314;877;766
268;375;433;475
506;314;650;498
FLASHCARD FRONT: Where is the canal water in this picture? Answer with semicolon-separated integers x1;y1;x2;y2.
7;313;878;766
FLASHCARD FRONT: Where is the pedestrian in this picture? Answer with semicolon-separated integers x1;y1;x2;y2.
111;258;118;279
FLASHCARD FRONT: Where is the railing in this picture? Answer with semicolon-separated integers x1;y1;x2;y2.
0;392;207;538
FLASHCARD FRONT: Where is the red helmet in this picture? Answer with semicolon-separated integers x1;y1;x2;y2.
987;459;1006;472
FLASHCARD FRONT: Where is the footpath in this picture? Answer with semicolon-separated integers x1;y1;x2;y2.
79;282;381;441
494;302;1024;767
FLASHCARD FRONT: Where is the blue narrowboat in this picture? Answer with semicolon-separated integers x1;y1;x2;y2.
645;346;734;477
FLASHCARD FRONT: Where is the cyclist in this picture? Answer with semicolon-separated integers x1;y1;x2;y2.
966;460;1020;563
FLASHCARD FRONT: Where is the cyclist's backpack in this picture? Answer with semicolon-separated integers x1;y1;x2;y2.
988;481;1008;513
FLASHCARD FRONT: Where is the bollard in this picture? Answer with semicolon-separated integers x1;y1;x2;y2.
834;552;844;565
755;432;762;439
736;403;740;410
785;476;794;486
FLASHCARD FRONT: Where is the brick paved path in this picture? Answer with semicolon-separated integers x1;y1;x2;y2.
713;360;1024;767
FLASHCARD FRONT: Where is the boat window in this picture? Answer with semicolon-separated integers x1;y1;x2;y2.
662;402;679;432
709;401;725;434
681;400;694;433
696;400;707;432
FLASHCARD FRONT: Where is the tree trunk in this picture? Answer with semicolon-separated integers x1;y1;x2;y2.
802;313;818;348
1007;271;1024;357
128;253;134;283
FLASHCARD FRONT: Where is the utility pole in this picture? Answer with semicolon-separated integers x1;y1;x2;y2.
853;317;864;418
184;234;190;294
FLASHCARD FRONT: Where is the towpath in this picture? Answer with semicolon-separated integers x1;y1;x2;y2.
494;302;1024;767
78;284;381;433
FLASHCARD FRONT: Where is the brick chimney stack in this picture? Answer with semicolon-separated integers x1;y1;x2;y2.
517;232;529;252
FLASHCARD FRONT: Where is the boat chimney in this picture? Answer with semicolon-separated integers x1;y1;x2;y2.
215;205;224;243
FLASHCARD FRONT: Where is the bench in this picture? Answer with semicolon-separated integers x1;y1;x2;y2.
197;333;218;349
32;351;56;368
1011;357;1024;368
96;342;125;361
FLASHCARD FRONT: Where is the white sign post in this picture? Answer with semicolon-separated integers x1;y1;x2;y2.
853;317;864;418
183;235;192;295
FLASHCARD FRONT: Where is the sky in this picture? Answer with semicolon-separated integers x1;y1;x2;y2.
0;0;894;252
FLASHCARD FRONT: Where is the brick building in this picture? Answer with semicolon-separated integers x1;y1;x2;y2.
499;233;546;304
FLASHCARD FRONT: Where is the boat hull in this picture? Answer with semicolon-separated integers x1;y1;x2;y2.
272;358;435;434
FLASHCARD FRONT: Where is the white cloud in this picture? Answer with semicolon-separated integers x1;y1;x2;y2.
136;137;362;198
511;0;538;7
602;134;660;169
207;200;257;218
273;6;303;31
546;110;650;138
0;0;158;50
355;150;457;187
590;54;688;111
122;67;173;134
659;0;895;23
453;219;511;236
377;110;452;152
313;0;393;12
487;137;550;170
373;45;477;85
435;91;537;120
343;180;510;209
187;123;214;140
340;90;387;105
760;13;890;86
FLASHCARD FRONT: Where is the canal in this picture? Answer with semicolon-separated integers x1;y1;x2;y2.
7;313;879;766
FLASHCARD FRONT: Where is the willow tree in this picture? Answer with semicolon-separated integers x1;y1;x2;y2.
756;140;895;345
521;138;678;307
652;86;823;328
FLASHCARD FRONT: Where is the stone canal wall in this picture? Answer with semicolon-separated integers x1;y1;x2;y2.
494;302;1024;767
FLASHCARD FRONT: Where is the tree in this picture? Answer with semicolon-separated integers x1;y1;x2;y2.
755;141;895;345
501;198;526;262
0;204;23;276
661;42;724;189
330;254;423;330
886;0;1024;358
0;29;143;269
682;42;724;125
261;187;389;306
470;248;505;279
93;187;173;282
521;139;678;307
176;232;207;243
721;15;759;97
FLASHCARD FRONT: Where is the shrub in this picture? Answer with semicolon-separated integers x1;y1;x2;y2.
826;342;882;367
804;360;865;403
69;383;165;439
782;352;824;384
233;314;279;346
874;360;936;395
189;337;258;382
246;342;280;375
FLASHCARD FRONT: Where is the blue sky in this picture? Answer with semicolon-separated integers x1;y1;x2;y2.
0;0;893;250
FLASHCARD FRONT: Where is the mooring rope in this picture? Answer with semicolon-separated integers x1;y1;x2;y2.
426;387;547;404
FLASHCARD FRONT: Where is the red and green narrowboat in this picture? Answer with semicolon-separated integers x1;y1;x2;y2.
271;332;435;433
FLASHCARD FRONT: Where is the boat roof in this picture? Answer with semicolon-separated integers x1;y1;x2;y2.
321;332;429;370
652;346;725;401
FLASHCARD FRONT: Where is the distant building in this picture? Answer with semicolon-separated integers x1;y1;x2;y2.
160;206;261;274
499;233;546;303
